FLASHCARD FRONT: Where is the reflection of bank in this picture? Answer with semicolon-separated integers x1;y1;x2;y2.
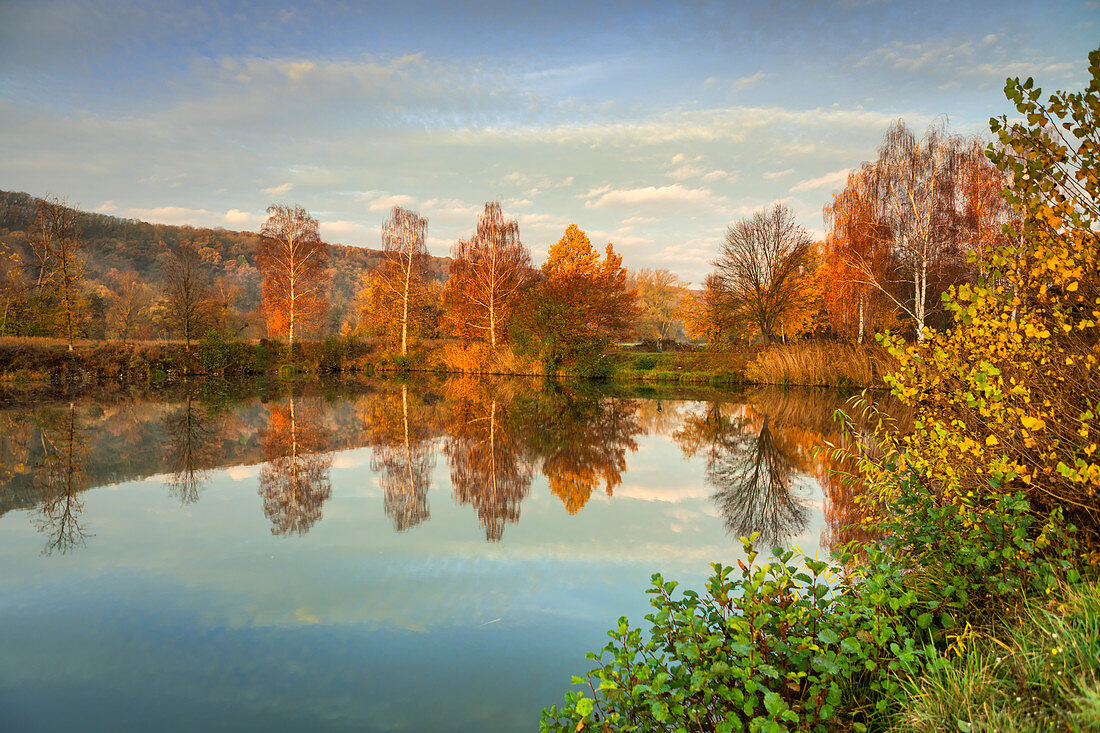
258;396;333;536
33;402;90;555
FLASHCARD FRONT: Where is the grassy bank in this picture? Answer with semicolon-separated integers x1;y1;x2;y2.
0;336;893;389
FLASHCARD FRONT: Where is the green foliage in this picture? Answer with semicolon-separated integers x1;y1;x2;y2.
635;354;658;371
542;536;926;733
894;580;1100;732
197;330;232;375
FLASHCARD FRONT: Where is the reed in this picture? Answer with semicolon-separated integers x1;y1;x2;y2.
745;340;896;388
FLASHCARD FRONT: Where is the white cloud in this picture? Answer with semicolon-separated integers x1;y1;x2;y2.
223;209;258;226
359;191;417;212
94;200;117;213
763;168;794;180
125;206;212;226
321;220;369;242
585;184;716;211
261;182;293;196
732;72;774;92
789;169;850;193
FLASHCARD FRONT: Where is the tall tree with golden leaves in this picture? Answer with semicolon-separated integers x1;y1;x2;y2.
257;205;329;348
444;202;531;346
376;206;429;356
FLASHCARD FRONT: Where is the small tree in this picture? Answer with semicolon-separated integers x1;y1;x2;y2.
713;203;815;345
162;243;213;350
30;197;85;350
257;205;329;348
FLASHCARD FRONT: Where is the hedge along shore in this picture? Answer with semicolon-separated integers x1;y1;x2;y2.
0;336;890;389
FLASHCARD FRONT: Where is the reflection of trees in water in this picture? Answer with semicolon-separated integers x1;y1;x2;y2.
674;395;813;548
675;388;906;550
258;396;333;536
708;414;810;548
163;391;218;505
444;379;533;542
518;386;643;515
363;383;434;532
33;403;90;555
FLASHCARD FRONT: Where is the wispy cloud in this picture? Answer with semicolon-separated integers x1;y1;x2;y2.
261;182;293;197
732;72;774;92
790;169;850;193
585;184;716;211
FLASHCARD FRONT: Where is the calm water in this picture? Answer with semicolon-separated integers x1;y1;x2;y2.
0;378;864;732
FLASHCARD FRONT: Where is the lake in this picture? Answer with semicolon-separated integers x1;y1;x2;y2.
0;377;869;732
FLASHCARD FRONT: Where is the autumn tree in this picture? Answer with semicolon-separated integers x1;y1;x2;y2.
360;206;434;355
822;168;897;343
444;202;531;347
713;203;816;345
629;268;687;343
514;224;638;368
161;241;214;350
257;205;329;348
103;269;152;341
0;244;27;336
30;197;85;349
678;274;733;348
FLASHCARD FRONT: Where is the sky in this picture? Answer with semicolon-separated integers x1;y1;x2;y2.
0;0;1096;284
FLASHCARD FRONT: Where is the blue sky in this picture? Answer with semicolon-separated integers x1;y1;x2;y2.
1;0;1096;283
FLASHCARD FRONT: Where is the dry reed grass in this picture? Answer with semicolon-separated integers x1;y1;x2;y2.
745;341;897;388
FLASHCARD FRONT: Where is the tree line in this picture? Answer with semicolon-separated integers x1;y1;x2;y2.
1;114;1014;357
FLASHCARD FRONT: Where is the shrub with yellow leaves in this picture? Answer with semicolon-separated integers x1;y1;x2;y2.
869;48;1099;549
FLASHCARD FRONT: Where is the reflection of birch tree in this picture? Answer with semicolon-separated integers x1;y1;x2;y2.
365;384;434;532
163;391;216;504
34;403;90;554
258;396;333;536
445;380;533;541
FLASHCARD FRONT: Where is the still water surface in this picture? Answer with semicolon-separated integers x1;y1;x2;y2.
0;378;865;732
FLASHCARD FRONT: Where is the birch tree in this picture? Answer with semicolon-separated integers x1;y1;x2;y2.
377;206;429;356
257;205;329;348
444;202;531;347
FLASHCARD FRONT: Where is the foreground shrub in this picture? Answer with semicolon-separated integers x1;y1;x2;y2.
541;537;925;733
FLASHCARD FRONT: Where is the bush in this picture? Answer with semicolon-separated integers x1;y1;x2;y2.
542;536;925;733
636;354;658;371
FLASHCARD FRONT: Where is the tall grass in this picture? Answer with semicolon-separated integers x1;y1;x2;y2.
745;340;896;388
894;580;1100;732
435;342;544;376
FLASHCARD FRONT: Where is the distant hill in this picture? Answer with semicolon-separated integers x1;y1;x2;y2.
0;190;451;335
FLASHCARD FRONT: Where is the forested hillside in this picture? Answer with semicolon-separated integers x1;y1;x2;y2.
0;190;451;338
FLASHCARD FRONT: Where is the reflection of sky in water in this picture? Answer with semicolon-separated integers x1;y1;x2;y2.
0;391;835;732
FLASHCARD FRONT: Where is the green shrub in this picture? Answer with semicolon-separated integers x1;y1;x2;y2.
541;536;924;733
636;354;658;371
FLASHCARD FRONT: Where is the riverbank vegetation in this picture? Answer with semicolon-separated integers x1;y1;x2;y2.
541;48;1100;732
